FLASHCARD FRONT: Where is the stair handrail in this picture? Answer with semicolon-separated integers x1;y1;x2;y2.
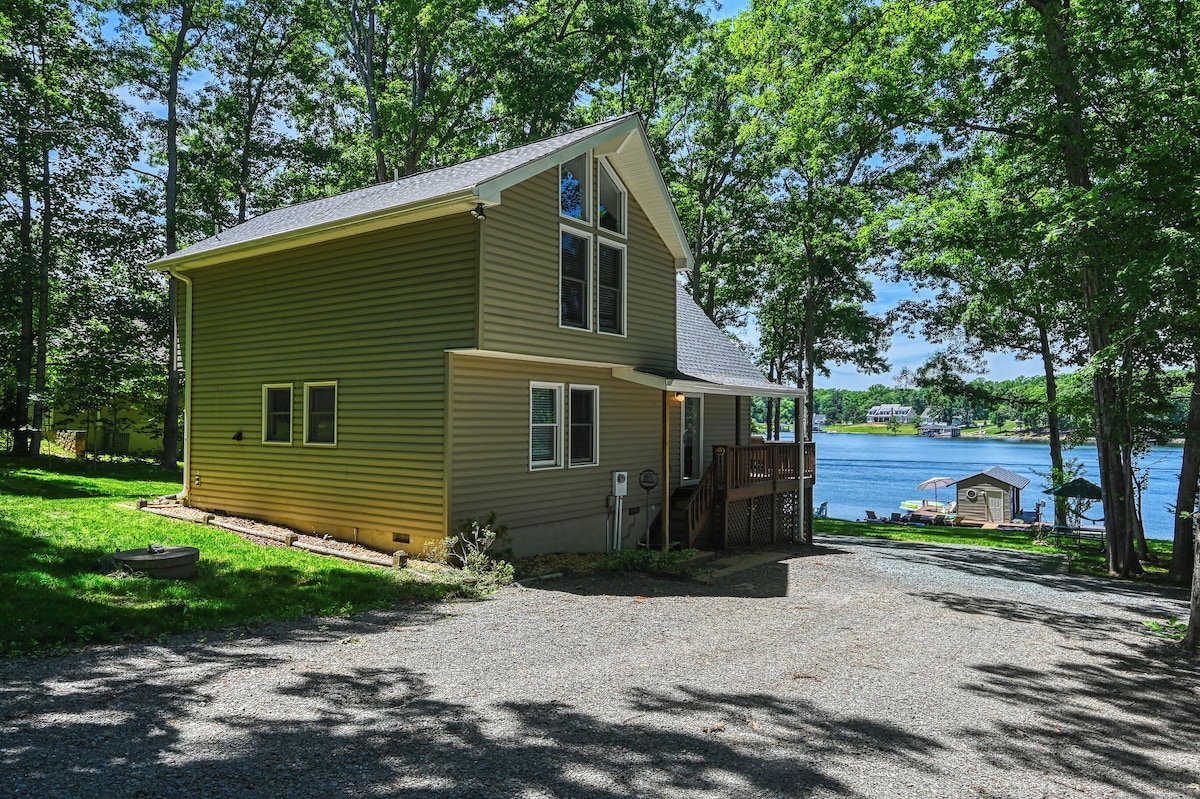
682;453;720;547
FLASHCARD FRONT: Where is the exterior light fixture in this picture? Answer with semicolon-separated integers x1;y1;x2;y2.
673;392;685;402
471;203;486;220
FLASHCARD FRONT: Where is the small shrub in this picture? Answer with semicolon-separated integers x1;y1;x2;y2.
1143;618;1187;641
446;513;514;590
596;547;702;576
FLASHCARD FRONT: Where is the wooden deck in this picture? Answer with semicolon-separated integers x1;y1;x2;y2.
680;442;816;549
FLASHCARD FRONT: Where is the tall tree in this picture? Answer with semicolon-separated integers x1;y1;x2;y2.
1;0;130;455
113;0;218;468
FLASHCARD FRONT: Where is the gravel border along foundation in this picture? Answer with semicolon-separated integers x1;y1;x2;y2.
3;534;1198;798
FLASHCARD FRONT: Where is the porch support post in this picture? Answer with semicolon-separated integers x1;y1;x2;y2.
661;390;670;552
797;391;806;544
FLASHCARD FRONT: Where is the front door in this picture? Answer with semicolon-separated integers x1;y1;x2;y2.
681;395;703;483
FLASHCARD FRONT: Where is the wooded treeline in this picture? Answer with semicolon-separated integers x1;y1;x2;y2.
3;1;1198;592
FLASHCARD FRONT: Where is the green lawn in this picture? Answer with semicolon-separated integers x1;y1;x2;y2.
823;422;919;434
813;517;1175;580
0;456;474;657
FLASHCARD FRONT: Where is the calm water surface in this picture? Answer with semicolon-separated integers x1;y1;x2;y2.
799;433;1183;540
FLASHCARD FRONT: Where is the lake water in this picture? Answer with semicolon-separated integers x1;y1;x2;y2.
793;433;1184;540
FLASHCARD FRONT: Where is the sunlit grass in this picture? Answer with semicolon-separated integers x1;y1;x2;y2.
823;423;919;434
814;517;1175;581
0;455;475;657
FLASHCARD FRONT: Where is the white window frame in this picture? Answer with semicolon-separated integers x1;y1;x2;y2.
568;385;599;468
559;151;591;224
303;381;338;447
559;225;593;332
261;383;293;445
596;238;627;337
597;157;627;238
530;382;564;470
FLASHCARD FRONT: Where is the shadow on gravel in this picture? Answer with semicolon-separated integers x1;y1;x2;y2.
1;631;943;798
524;543;851;599
834;534;1186;605
915;591;1200;798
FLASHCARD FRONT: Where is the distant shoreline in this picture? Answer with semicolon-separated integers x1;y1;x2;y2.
815;427;1186;446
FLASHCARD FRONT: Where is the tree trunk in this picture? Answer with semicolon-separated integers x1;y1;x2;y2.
14;123;35;457
1038;321;1068;526
1184;517;1200;655
1033;0;1136;575
1172;355;1200;584
31;139;51;457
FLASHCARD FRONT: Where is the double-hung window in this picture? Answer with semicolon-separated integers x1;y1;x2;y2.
530;382;563;469
597;241;625;335
560;228;592;329
304;381;338;445
569;386;598;467
262;384;292;444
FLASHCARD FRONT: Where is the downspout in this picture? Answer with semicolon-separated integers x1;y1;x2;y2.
167;267;193;500
661;390;670;552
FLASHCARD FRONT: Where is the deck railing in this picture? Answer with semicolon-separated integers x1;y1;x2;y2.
677;441;815;547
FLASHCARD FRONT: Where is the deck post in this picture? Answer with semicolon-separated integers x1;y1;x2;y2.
720;447;730;549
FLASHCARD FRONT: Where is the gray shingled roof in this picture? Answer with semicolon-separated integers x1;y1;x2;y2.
958;466;1031;490
675;284;789;392
154;116;634;266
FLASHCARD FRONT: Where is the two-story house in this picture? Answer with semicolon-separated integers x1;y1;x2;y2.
150;115;810;557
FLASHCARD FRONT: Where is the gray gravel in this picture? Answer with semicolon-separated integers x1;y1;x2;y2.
3;534;1198;798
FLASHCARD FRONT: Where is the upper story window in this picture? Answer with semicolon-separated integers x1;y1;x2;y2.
598;159;626;235
560;227;592;329
262;384;292;444
304;381;338;445
560;153;589;222
597;241;625;335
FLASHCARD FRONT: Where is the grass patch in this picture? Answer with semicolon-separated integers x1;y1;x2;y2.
823;423;919;435
814;517;1176;581
0;455;479;657
814;517;1055;551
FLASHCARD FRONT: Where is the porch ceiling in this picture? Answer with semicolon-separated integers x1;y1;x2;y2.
611;366;800;399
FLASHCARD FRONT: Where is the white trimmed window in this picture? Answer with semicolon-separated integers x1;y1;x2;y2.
304;381;338;446
559;152;590;222
569;386;599;467
597;241;625;335
597;159;626;235
560;227;592;329
262;384;293;444
530;382;564;469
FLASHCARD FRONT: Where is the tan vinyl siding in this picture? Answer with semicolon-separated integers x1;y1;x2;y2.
479;163;676;371
184;215;477;552
449;355;666;556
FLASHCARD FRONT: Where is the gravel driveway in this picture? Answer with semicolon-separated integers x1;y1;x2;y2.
3;535;1198;798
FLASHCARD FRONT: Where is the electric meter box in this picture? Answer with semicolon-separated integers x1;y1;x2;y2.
612;471;629;497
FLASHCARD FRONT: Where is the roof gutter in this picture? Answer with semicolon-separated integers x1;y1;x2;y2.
150;190;480;272
167;267;193;499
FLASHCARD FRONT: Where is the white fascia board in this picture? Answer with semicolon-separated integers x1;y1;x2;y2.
447;348;630;370
152;191;479;272
628;131;694;273
473;117;642;206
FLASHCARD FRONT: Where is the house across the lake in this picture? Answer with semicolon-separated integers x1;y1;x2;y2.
149;115;811;557
865;404;917;424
